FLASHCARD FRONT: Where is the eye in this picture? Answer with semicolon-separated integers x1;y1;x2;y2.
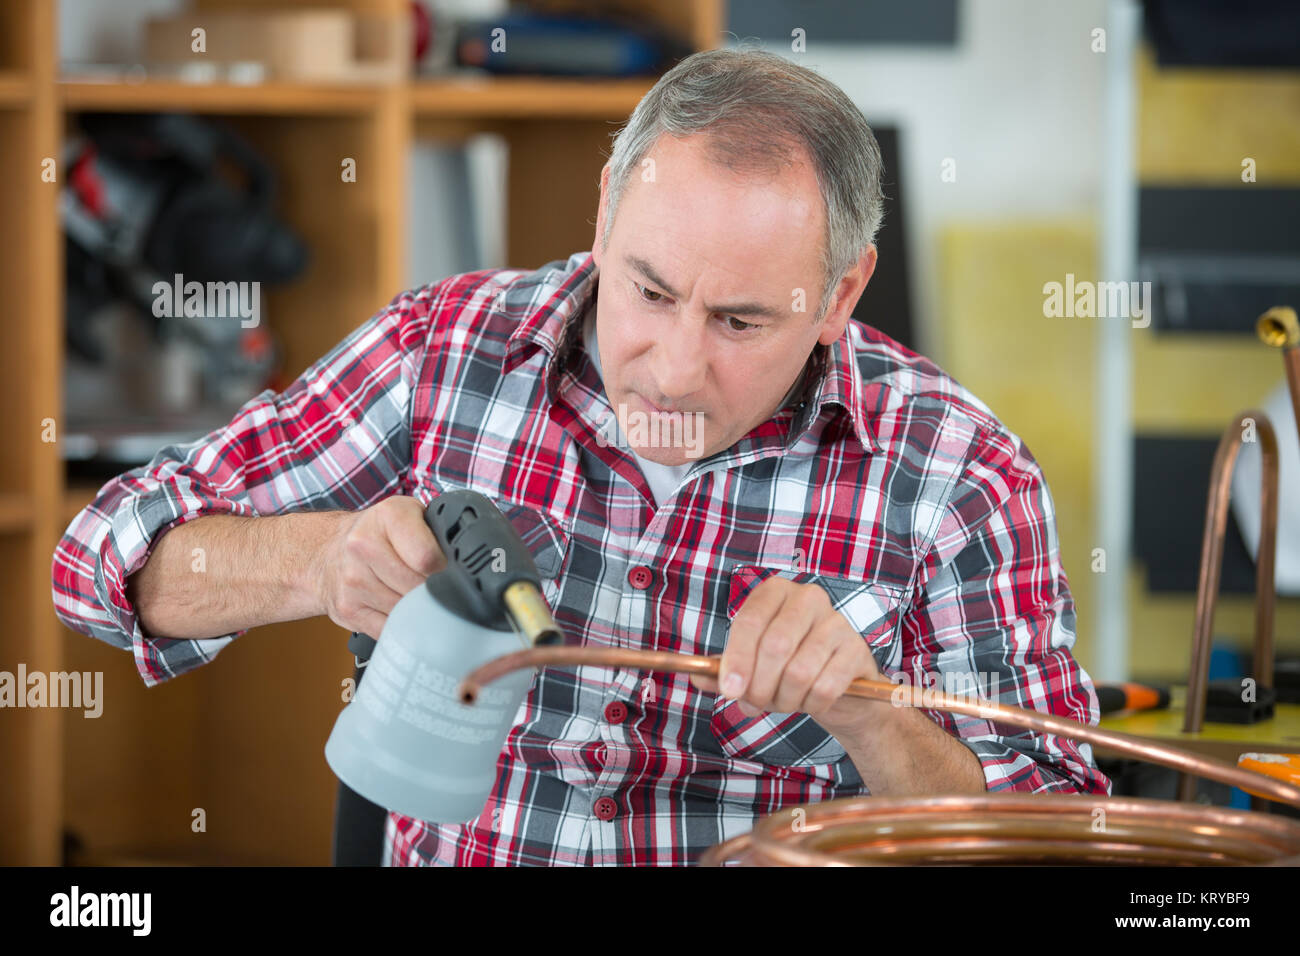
725;315;758;333
636;283;666;304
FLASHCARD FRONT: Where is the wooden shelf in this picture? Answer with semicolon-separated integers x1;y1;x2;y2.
59;74;656;120
60;76;389;114
67;847;241;867
0;71;31;107
0;493;33;532
411;75;654;119
66;840;284;865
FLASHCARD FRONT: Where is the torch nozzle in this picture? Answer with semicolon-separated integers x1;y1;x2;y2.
502;580;562;648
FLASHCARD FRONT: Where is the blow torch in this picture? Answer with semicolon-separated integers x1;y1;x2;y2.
324;489;561;824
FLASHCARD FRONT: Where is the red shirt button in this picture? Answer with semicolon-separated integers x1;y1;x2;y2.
628;566;653;589
593;797;618;821
604;701;627;724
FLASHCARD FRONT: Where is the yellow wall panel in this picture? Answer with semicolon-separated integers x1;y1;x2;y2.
1131;330;1288;432
1137;45;1300;184
937;223;1099;671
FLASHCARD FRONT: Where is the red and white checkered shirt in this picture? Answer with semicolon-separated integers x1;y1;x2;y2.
52;249;1111;866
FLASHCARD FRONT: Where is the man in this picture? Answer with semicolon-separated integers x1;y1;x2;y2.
52;48;1110;866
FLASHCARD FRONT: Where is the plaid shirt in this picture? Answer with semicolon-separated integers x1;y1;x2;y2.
52;249;1110;866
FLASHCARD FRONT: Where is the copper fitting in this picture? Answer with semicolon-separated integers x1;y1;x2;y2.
457;646;1300;864
1256;305;1300;439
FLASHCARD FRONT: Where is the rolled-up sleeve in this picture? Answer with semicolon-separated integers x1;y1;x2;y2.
899;424;1112;796
51;285;438;687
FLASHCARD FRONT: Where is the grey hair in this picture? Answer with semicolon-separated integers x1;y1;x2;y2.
600;46;885;324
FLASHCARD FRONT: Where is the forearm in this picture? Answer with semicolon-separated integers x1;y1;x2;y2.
126;512;343;639
839;704;988;796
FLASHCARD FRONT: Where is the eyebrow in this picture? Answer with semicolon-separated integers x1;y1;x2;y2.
624;254;786;319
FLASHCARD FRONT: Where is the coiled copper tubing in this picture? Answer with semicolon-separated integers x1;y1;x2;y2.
700;793;1300;866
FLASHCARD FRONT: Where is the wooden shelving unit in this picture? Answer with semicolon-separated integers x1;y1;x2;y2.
1;0;722;865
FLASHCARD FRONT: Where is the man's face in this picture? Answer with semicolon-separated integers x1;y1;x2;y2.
591;132;874;466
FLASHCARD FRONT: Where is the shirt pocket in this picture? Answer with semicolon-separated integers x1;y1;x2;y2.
709;564;908;768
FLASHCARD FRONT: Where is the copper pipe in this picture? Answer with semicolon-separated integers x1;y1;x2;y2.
458;646;1300;809
459;647;1300;866
1183;409;1278;764
1174;309;1299;801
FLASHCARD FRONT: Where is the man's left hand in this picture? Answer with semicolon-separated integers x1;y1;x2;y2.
689;576;892;739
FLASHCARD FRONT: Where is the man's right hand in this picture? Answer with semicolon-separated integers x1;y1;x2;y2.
312;496;446;639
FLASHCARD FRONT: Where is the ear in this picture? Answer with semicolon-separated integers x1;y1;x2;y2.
817;245;877;346
592;162;613;268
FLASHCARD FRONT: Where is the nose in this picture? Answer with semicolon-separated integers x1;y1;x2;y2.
647;316;708;403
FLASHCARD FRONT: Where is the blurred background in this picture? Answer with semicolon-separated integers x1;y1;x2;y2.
3;0;1299;864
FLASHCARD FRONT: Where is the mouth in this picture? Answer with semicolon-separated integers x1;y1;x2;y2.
634;392;674;416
